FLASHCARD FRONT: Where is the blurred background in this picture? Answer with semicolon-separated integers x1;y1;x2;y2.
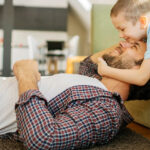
0;0;120;76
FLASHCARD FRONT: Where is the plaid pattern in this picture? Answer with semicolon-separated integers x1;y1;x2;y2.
15;85;133;150
78;57;133;125
79;56;102;81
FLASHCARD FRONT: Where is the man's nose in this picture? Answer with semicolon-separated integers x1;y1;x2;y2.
120;41;133;48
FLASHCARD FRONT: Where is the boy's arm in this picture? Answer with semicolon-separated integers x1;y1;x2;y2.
79;44;119;78
98;25;150;86
98;59;150;86
144;24;150;59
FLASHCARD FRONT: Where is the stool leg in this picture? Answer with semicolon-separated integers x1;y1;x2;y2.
54;59;58;74
48;58;58;74
48;59;52;74
66;58;73;74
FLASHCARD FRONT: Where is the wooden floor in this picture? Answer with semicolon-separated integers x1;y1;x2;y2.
127;122;150;140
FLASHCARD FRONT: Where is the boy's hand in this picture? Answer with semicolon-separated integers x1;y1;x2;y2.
97;58;109;76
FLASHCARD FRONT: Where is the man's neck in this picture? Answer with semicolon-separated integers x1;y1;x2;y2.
101;77;130;101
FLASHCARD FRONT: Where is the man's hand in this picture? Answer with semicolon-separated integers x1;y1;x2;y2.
13;59;40;81
97;58;109;76
13;60;41;96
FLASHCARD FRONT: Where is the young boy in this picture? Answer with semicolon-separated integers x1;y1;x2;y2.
98;0;150;86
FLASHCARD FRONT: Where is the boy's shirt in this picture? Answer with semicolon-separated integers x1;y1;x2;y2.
144;23;150;59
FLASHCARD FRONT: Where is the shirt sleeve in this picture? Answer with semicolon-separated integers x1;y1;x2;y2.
15;90;77;149
15;90;57;148
78;56;102;81
144;24;150;59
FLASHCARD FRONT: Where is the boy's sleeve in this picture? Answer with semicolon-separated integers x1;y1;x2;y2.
144;24;150;59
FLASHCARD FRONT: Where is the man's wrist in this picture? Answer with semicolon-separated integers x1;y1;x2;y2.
13;60;40;96
18;77;38;96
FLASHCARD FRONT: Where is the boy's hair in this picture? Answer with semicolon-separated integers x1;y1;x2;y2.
111;0;150;25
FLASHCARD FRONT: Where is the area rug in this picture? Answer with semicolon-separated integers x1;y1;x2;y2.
0;127;150;150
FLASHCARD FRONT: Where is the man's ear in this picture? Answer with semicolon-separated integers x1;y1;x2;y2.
140;16;148;29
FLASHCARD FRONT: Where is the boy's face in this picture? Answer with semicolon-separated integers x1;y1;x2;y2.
111;12;146;42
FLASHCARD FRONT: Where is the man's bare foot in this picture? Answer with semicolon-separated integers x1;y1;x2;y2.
13;60;41;96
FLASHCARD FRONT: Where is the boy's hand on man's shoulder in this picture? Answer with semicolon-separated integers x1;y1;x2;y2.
97;58;109;76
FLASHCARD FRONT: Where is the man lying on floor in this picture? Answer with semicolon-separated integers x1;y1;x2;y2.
0;41;146;150
79;42;149;100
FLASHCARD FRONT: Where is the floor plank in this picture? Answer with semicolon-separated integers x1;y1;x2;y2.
127;122;150;140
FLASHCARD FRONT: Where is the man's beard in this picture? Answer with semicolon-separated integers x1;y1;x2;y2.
102;54;142;69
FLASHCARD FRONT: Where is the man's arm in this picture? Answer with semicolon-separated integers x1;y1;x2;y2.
13;60;77;149
13;60;40;96
13;60;72;118
13;60;56;149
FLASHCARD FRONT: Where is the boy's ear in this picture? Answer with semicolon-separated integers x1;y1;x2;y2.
140;16;148;29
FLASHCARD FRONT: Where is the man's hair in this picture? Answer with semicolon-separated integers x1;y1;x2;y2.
102;54;143;69
111;0;150;25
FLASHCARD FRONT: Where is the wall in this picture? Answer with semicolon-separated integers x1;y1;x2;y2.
90;0;117;4
67;7;91;56
69;0;91;31
91;4;120;53
67;0;120;55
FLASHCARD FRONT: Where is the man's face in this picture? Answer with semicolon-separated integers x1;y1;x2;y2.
102;41;146;69
111;12;146;42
